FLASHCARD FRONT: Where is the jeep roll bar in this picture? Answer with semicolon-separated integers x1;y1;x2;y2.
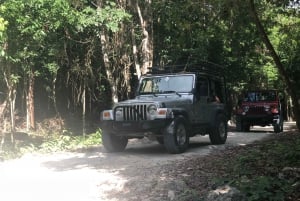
148;61;225;77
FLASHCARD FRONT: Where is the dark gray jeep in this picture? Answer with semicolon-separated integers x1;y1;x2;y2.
100;63;228;154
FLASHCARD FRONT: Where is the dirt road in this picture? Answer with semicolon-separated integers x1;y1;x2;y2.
0;123;294;201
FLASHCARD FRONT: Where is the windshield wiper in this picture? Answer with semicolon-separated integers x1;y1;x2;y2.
139;92;158;97
162;91;182;97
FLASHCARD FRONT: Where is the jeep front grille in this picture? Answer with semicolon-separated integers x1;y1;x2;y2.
248;106;264;114
115;105;148;121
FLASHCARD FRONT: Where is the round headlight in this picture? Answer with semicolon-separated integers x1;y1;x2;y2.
147;104;157;115
264;105;270;111
115;107;123;116
243;106;249;112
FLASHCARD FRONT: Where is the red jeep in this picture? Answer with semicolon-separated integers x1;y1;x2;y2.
235;90;284;133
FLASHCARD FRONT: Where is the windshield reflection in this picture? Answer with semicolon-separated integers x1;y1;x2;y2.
138;75;194;95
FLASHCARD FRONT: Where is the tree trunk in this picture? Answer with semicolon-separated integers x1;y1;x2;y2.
248;0;300;130
82;79;86;137
3;70;16;143
27;69;35;131
131;24;142;79
100;33;119;103
136;0;153;76
52;72;59;116
0;99;8;150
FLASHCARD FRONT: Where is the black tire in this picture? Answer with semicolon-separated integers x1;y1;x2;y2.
156;137;164;145
274;124;280;133
209;114;227;145
274;116;284;133
163;117;189;154
236;116;242;132
242;123;250;132
101;130;128;152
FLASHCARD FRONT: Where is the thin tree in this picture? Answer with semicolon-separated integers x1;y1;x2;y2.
249;0;300;130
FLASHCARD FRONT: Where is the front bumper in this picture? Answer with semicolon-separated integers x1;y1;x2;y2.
100;119;171;137
237;113;280;126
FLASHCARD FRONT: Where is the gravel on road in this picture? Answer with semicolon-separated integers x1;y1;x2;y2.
0;127;284;201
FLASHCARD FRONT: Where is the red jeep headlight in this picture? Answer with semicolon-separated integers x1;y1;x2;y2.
243;106;249;112
264;105;270;112
271;106;278;114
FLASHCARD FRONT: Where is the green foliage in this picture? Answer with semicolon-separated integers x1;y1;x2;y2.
212;174;290;201
0;6;8;56
0;0;131;76
239;176;289;201
39;129;102;153
8;74;21;84
152;0;284;93
0;0;132;129
76;1;131;33
219;135;300;200
153;0;222;64
0;129;102;160
177;189;201;201
0;17;7;32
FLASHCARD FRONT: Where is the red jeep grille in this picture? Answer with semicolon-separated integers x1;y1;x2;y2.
248;106;265;114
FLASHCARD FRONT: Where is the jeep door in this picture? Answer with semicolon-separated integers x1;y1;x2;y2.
205;78;226;122
193;76;210;124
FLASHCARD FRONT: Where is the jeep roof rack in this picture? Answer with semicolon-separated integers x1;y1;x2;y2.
148;61;225;76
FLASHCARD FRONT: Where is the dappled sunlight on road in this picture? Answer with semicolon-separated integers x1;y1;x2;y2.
0;153;128;201
227;131;273;146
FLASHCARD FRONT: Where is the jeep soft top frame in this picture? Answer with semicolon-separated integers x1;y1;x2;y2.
148;61;225;77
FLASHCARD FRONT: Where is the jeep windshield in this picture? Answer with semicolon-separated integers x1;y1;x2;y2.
243;91;277;102
138;75;194;95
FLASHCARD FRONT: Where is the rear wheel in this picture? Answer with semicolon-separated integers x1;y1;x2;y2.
101;130;128;152
156;137;164;145
163;117;189;154
209;114;227;144
242;123;250;132
236;116;242;131
236;116;250;132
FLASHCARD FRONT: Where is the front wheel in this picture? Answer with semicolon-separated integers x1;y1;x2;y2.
156;137;164;145
209;114;227;144
163;117;189;154
101;130;128;152
242;123;250;132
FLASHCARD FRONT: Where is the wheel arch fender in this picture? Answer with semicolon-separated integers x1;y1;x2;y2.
171;109;191;131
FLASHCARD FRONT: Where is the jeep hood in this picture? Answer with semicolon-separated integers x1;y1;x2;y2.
114;95;192;108
241;101;278;107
